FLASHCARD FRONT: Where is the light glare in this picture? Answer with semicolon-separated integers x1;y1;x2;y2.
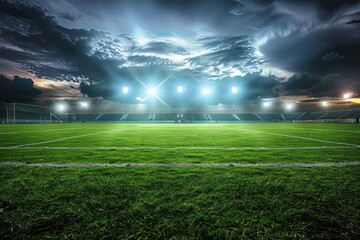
263;101;271;108
148;88;156;96
177;86;183;93
285;103;294;110
79;101;89;108
343;93;351;99
231;86;238;94
202;88;211;95
322;101;328;107
57;104;66;112
122;87;129;94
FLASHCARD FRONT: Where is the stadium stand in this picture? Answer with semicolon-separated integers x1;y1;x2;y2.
3;101;360;123
96;113;124;121
297;112;326;120
282;113;304;121
126;113;151;121
235;113;260;121
338;110;360;119
154;113;178;121
74;114;100;122
182;113;207;121
257;113;283;121
209;114;237;121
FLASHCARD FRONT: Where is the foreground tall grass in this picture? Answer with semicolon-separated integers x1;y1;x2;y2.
1;166;359;239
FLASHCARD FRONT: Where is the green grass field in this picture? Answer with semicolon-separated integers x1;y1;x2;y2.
1;123;360;239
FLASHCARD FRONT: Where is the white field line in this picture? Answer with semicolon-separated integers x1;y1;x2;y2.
0;128;80;135
225;127;360;148
289;127;360;133
8;128;127;148
0;146;359;150
1;161;360;168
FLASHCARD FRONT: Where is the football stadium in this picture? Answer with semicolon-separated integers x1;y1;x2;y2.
1;0;360;239
1;99;360;239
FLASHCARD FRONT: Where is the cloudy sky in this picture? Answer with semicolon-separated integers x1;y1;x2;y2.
1;0;360;107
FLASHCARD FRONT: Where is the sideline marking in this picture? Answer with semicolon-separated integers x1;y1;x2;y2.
225;127;360;148
9;128;128;148
1;161;360;168
290;127;360;133
0;146;358;150
0;128;80;135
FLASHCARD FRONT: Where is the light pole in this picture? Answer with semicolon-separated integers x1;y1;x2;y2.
148;88;156;117
122;87;129;115
2;103;9;124
202;88;211;115
79;101;89;121
13;102;16;124
285;102;294;111
177;86;183;115
343;93;351;109
231;86;238;114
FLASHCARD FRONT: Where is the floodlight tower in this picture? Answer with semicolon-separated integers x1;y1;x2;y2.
79;101;89;111
177;86;184;115
122;86;129;114
148;88;156;117
231;86;238;114
54;103;67;123
202;88;211;115
263;101;271;110
285;103;294;111
78;100;89;121
343;93;351;109
57;104;66;112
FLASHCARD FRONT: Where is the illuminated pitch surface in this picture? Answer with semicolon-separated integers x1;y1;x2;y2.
0;123;359;239
0;123;359;164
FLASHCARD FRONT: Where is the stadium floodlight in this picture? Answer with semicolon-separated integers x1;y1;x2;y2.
148;88;156;96
231;86;238;94
122;86;129;94
343;92;352;109
79;101;89;108
285;103;294;111
343;93;351;99
321;101;328;107
263;101;271;108
177;86;183;93
56;104;66;112
202;88;211;95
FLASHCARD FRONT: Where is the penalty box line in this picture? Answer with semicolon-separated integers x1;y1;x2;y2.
8;128;129;148
1;161;360;168
0;128;81;135
224;127;360;148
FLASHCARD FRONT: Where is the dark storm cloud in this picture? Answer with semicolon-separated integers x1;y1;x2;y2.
284;73;360;97
194;36;256;65
0;1;129;82
0;1;260;82
137;41;188;55
346;19;360;24
0;75;42;102
1;0;360;102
